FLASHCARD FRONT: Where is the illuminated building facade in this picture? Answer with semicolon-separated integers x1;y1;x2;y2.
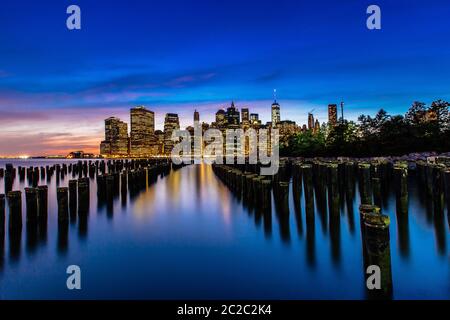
130;106;155;156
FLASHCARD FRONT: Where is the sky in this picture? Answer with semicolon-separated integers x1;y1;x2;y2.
0;0;450;156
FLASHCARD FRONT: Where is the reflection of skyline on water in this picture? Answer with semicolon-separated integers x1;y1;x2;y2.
0;159;449;299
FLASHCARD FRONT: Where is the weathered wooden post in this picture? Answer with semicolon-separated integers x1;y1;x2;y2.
57;187;69;222
32;167;39;187
432;166;445;213
78;177;90;215
327;163;340;217
276;181;290;215
106;174;115;206
234;170;243;198
7;191;22;230
362;209;393;300
393;164;408;216
0;193;4;267
244;173;257;203
372;177;382;207
25;187;38;223
302;164;314;217
37;185;48;221
424;163;434;197
68;179;77;205
304;165;316;266
444;169;450;210
358;163;372;205
4;172;13;194
260;180;272;210
8;190;22;260
0;194;5;234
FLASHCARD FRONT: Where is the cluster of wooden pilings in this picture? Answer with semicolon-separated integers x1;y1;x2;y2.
212;162;279;239
96;159;173;207
211;157;450;298
0;158;180;256
416;160;450;213
212;163;274;211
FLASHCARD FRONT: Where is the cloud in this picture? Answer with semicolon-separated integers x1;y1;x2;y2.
0;131;100;156
0;110;50;124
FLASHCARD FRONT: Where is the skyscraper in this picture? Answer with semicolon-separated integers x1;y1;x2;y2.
271;101;280;128
328;104;338;126
100;117;129;156
314;119;320;133
193;110;201;157
164;113;180;155
154;130;164;155
308;113;315;130
241;108;249;123
215;109;226;128
226;101;240;127
250;113;259;123
194;109;200;123
130;106;155;156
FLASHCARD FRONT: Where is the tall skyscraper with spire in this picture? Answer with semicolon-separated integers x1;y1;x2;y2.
226;101;240;128
194;109;200;123
271;89;280;128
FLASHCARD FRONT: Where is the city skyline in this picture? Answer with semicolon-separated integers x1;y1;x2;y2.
1;0;450;156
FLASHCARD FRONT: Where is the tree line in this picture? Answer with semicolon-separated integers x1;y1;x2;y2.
280;100;450;157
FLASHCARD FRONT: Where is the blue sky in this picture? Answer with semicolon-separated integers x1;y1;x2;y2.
0;0;450;155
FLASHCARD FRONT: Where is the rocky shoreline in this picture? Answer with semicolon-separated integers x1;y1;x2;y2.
286;152;450;170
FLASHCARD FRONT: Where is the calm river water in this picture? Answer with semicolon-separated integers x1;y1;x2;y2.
0;159;448;299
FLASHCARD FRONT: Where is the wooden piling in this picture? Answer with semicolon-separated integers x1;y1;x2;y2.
78;177;90;214
302;164;314;217
69;180;77;209
37;185;48;220
362;210;393;299
393;165;408;215
372;178;382;207
0;194;5;233
358;163;372;205
57;187;69;222
276;181;290;215
327;163;340;217
7;191;22;230
25;187;38;222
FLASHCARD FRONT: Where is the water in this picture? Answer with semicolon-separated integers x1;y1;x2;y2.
0;160;448;299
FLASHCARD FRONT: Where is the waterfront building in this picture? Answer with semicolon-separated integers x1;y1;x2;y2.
271;100;280;128
130;106;156;156
250;113;259;124
100;117;129;156
215;109;226;128
164;113;180;155
192;111;202;157
154;130;164;155
241;108;249;123
226;102;240;128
